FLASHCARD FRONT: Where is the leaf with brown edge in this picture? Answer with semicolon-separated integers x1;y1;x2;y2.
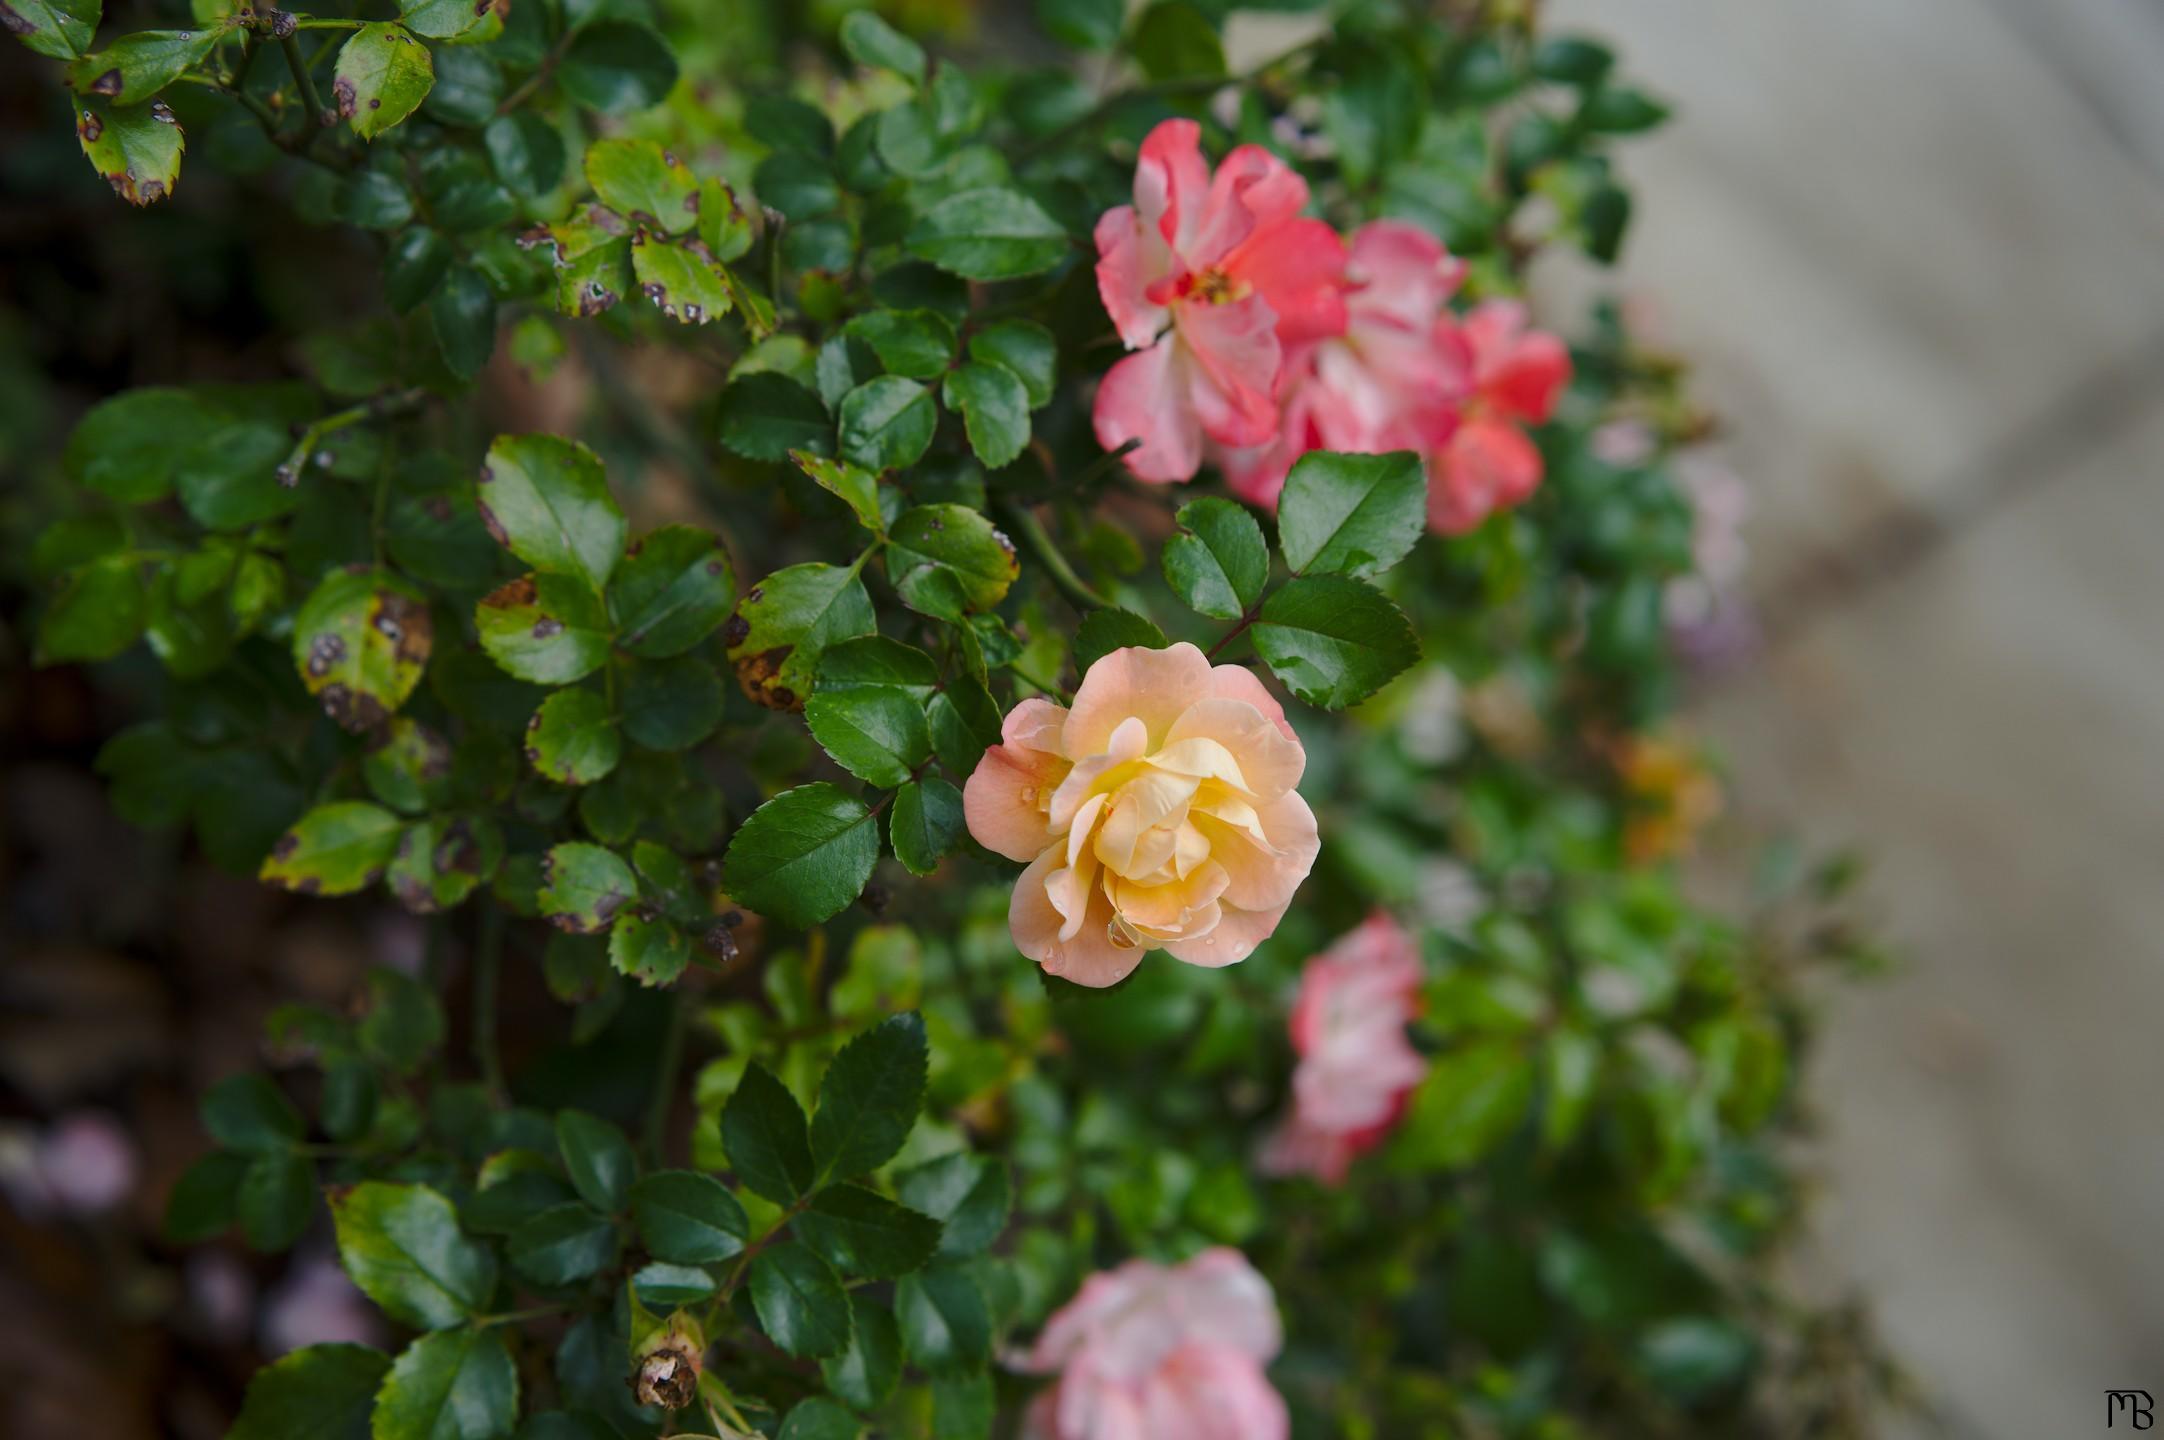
75;96;184;206
292;567;433;734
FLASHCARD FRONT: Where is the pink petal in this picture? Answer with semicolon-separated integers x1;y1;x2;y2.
1094;205;1170;351
1140;1345;1290;1440
1165;1251;1284;1361
1137;119;1212;256
1229;215;1348;345
1094;337;1206;484
1191;789;1317;913
964;725;1069;863
1346;219;1463;328
1485;329;1571;424
1202;661;1296;742
1010;846;1147;987
1063;641;1215;757
1162;894;1290;967
1430;418;1542;534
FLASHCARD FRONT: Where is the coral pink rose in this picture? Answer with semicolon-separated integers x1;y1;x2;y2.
963;642;1318;988
1428;300;1572;534
1260;913;1428;1184
1223;220;1468;508
1092;119;1347;483
1017;1248;1289;1440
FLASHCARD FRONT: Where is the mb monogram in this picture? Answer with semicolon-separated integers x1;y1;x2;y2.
2110;1391;2155;1429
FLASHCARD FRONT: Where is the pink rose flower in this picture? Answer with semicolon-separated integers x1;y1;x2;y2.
1427;300;1572;534
963;642;1318;988
1017;1248;1289;1440
1223;220;1468;508
1092;119;1347;483
1260;913;1428;1185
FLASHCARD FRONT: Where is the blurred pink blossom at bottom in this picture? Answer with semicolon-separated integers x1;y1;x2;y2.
1015;1248;1288;1440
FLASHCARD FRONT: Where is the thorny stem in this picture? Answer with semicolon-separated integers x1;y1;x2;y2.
281;386;431;490
279;32;332;128
992;497;1111;613
473;902;508;1106
641;991;691;1164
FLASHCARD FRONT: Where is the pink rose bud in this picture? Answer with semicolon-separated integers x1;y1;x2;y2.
965;643;1317;988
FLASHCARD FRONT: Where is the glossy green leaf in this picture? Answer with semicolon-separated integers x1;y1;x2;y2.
386;815;504;914
557;20;677;114
475;574;612;685
227;1343;387;1440
239;1151;315;1251
357;965;448;1074
629;1170;747;1263
165;1149;250;1241
5;0;98;60
1250;574;1418;709
64;386;218;502
1391;1037;1535;1171
895;1152;1009;1258
906;187;1067;280
1035;0;1121;51
749;1241;853;1359
482;113;563;196
430;264;496;381
837;376;936;473
793;451;884;534
723;562;875;711
72;94;183;200
889;777;962;876
942;362;1029;468
1277;450;1426;578
539;842;638;935
372;1328;518;1440
619;656;724;750
584;136;696;233
609;524;734;657
796;1184;940;1279
35;552;146;663
720;782;880;927
1131;0;1221;80
334;24;433;140
525;687;619;785
967;320;1056;408
508;1202;619;1284
1073;608;1166;673
885;504;1018;620
478;433;625;592
719;1061;813;1204
1162;496;1266;619
330;1181;497;1330
821;1293;901;1409
896;1262;989;1372
364;717;453;814
838;9;924;84
260;802;404;896
805;685;929;788
716;373;831;462
608;909;693;986
66;27;217;105
811;1012;928;1182
202;1073;304;1153
843;309;954;379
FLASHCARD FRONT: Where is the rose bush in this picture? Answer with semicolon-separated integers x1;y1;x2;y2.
4;0;1905;1436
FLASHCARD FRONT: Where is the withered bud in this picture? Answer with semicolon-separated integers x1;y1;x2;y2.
630;1336;700;1409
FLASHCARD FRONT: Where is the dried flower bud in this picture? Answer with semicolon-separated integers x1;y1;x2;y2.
630;1309;705;1410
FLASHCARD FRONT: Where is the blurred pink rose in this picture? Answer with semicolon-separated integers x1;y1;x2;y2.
0;1110;138;1216
1092;119;1347;483
1017;1248;1288;1440
964;643;1318;988
263;1253;383;1353
1428;301;1572;534
1260;914;1428;1184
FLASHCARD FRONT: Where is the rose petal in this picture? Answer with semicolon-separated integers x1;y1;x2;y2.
1095;336;1207;484
1064;641;1215;757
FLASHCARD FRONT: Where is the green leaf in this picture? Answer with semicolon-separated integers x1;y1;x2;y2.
173;414;296;531
889;777;962;876
926;676;1001;775
838;8;924;84
1277;450;1425;578
584;136;696;233
1073;608;1166;672
66;26;216;105
719;1062;813;1204
478;433;626;592
74;95;184;205
811;1012;927;1182
358;965;448;1074
539;842;638;935
805;686;929;788
292;567;434;733
35;553;146;663
620;656;724;750
629;1170;747;1263
717;373;831;462
750;1242;853;1359
430;264;497;381
1250;574;1418;709
558;19;677;114
837;376;935;474
227;1343;388;1440
721;782;880;927
630;235;731;324
239;1151;315;1251
64;386;217;501
609;524;734;657
364;718;453;815
906;187;1067;281
793;451;884;535
942;363;1029;469
895;1152;1009;1258
476;574;612;685
261;802;404;896
821;1293;901;1408
526;688;620;785
724;563;875;711
372;1328;518;1440
1583;84;1669;134
895;1262;989;1372
967;320;1056;408
203;1073;304;1153
330;1181;497;1330
387;815;504;914
1532;35;1613;87
508;1202;619;1284
334;23;433;140
932;1372;994;1440
843;309;954;380
779;1396;860;1440
1035;0;1121;51
1391;1037;1534;1170
1131;0;1221;80
5;0;98;60
386;227;451;311
1162;496;1266;619
609;908;694;986
885;504;1018;621
483;113;563;196
165;1149;250;1241
796;1184;940;1279
816;635;938;699
401;0;496;42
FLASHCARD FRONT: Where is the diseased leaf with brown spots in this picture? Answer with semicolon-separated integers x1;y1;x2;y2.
386;814;504;913
722;562;875;712
630;234;732;326
74;96;184;206
260;802;405;896
538;841;637;934
65;27;219;104
4;0;99;60
334;22;434;142
292;567;433;733
474;573;610;684
585;137;698;235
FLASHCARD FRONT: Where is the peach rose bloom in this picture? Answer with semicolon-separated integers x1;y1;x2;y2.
964;642;1319;988
1016;1248;1289;1440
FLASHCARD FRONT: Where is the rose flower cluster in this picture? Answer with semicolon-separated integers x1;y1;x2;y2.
1092;119;1572;533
